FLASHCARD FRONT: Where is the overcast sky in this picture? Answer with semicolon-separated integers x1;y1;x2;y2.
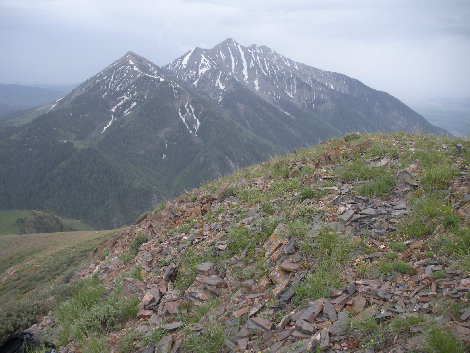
1;0;469;104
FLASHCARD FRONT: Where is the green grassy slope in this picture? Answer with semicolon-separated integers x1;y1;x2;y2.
0;229;118;341
0;210;92;235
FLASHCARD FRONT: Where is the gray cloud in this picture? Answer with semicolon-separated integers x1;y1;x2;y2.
1;0;469;103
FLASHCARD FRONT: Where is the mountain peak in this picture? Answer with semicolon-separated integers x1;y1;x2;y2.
124;50;139;58
219;37;239;46
115;51;155;69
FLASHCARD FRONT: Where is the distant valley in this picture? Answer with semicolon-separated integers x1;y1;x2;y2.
0;39;448;228
410;97;470;137
0;209;90;235
0;84;75;124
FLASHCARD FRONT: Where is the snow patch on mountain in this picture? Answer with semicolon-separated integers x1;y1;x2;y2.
281;109;294;118
228;47;236;76
102;114;114;133
216;72;225;90
178;102;201;135
124;102;137;116
49;97;64;111
237;43;248;82
254;78;260;92
110;94;131;113
181;48;195;68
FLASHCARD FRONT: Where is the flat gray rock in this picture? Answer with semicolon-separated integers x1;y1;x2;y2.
246;317;273;332
298;299;324;322
295;319;315;335
196;262;214;274
162;321;183;331
322;299;337;322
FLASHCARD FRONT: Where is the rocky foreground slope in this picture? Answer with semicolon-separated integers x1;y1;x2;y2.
32;133;469;352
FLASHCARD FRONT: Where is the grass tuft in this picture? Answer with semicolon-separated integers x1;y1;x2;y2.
421;165;456;191
295;226;354;303
55;276;139;345
183;322;226;353
426;326;466;353
357;173;396;197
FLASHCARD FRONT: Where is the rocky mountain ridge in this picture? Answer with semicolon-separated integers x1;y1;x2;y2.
29;133;470;352
165;39;446;147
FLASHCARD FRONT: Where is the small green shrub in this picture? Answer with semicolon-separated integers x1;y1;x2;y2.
272;161;290;179
174;249;201;291
336;161;389;182
357;173;396;197
0;297;49;342
299;205;320;218
412;149;445;168
118;252;134;264
298;187;316;201
399;219;435;239
227;226;252;256
377;260;393;276
432;271;445;280
55;277;139;345
118;331;143;353
124;267;142;281
82;335;109;353
145;328;166;346
295;226;353;303
390;242;406;252
130;232;147;256
317;227;349;260
239;189;263;204
390;314;426;333
396;195;457;239
295;269;343;302
366;143;399;159
187;299;220;324
174;248;215;291
349;316;380;334
442;212;460;229
392;260;416;275
349;315;387;350
223;184;239;198
344;132;361;142
421;165;456;191
261;201;273;213
446;227;470;257
99;248;111;261
433;299;467;321
426;326;465;353
183;322;226;353
299;225;352;261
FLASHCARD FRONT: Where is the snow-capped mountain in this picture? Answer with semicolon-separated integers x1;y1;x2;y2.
166;38;331;106
0;50;277;228
46;51;206;140
165;38;445;145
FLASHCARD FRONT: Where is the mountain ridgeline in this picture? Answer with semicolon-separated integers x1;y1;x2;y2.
0;39;447;228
